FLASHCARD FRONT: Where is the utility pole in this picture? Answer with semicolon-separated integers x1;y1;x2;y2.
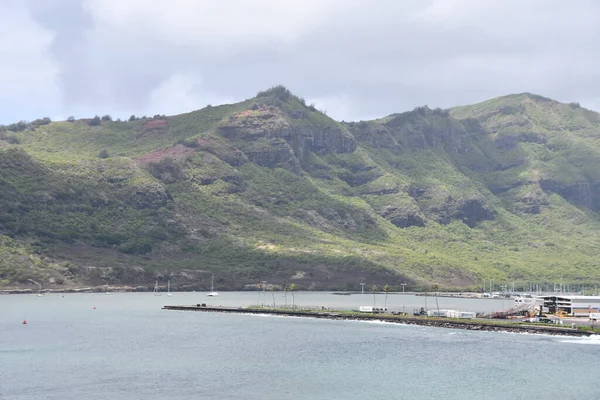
401;283;407;313
360;282;365;297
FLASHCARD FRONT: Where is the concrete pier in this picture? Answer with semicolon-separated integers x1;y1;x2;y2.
162;305;592;337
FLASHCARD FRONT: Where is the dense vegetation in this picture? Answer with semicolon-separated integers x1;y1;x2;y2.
2;87;600;291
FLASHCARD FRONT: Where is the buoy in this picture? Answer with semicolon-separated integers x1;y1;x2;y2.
93;305;96;309
22;319;27;325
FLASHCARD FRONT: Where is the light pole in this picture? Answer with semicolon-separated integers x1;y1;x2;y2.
29;279;43;297
401;283;407;313
360;283;365;296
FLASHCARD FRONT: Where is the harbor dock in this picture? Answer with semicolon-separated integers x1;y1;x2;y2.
162;304;592;337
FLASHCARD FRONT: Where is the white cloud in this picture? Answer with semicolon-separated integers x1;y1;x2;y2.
144;73;233;117
0;1;61;122
2;0;600;123
83;0;343;48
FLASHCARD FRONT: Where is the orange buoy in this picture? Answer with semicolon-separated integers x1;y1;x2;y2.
22;319;27;324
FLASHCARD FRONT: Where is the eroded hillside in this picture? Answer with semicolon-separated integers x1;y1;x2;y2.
1;88;599;291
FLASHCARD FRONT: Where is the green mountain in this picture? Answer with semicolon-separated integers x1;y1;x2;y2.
2;87;600;291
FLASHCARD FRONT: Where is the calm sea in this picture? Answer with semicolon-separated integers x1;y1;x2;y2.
1;292;598;399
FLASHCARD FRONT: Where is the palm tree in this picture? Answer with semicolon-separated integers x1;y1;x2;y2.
270;285;276;308
433;283;440;316
370;285;378;307
283;284;288;308
383;284;390;310
257;282;263;306
289;283;297;309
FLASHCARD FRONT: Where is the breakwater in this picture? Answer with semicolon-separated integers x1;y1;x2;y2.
162;305;592;337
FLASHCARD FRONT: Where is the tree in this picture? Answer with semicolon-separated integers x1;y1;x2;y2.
101;114;112;121
288;283;297;309
370;285;378;307
383;284;390;310
270;285;276;308
6;121;29;132
129;114;137;121
256;281;263;306
433;283;440;316
31;117;51;126
88;115;101;126
67;116;75;122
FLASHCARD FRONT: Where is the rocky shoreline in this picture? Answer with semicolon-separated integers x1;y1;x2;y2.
163;305;593;337
0;285;148;295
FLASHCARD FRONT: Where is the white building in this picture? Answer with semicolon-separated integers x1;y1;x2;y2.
541;295;600;317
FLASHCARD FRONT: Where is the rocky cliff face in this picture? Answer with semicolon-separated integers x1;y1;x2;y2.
216;105;356;173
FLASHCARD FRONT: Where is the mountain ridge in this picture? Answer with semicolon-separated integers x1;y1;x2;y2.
1;86;600;291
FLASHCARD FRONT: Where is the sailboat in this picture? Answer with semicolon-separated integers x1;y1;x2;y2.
166;280;173;297
153;280;162;296
37;283;44;297
207;274;219;297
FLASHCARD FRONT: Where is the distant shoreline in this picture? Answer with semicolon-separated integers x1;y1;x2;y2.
0;285;148;295
0;286;491;297
163;305;594;337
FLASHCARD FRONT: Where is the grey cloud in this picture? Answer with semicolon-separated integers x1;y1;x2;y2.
2;0;600;123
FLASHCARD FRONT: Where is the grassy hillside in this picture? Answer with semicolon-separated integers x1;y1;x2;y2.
2;87;600;291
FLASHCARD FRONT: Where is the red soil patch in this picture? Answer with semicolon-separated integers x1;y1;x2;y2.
143;119;167;130
135;144;195;165
232;109;275;119
235;110;256;118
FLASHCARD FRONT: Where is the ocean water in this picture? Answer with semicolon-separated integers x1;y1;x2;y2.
1;292;598;399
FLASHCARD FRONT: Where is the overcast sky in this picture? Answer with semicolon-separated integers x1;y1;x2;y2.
1;0;599;124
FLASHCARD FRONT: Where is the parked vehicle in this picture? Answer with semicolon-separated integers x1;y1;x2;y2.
359;306;387;313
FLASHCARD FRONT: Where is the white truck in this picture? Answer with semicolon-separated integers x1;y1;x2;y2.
427;309;451;317
359;306;387;313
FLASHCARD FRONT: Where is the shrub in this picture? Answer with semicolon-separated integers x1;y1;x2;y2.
119;238;153;254
98;149;110;159
146;158;185;183
256;85;292;101
101;114;112;121
31;117;51;127
67;116;75;122
6;121;29;132
0;132;20;144
88;116;101;126
129;115;137;121
499;105;520;115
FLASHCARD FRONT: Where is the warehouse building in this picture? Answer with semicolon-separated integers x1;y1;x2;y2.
541;295;600;317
